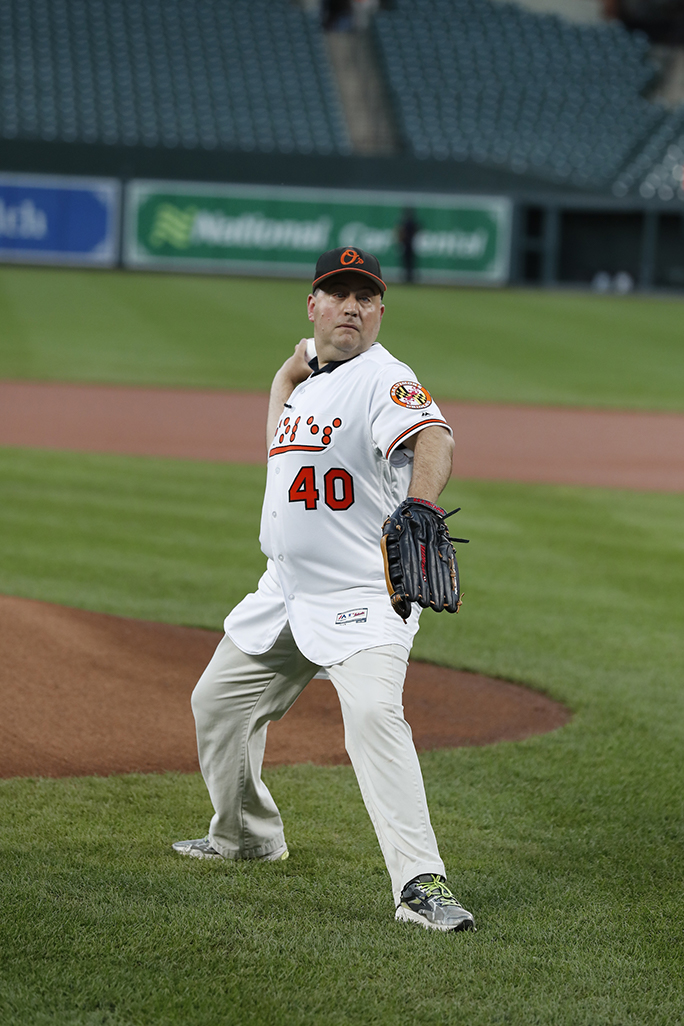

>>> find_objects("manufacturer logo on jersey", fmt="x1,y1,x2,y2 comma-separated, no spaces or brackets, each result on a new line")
390,381,432,410
335,607,368,625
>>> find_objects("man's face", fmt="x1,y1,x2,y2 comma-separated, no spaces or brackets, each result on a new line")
307,272,385,365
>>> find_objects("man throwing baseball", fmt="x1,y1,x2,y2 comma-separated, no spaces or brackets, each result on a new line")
173,247,475,933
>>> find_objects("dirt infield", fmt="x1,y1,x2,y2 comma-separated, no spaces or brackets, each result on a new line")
0,595,569,778
1,379,683,490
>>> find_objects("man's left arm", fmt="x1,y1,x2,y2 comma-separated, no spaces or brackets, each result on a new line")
404,426,454,505
381,425,462,618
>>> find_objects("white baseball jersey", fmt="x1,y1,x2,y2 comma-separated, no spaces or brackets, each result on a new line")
224,342,452,667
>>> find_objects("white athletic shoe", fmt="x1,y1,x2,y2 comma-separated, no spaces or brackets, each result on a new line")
395,874,475,932
171,836,223,859
172,836,289,862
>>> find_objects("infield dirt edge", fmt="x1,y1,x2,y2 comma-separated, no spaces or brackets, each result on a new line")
0,594,570,778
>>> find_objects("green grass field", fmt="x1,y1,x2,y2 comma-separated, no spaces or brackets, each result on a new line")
1,446,683,1025
1,267,683,1024
0,265,683,409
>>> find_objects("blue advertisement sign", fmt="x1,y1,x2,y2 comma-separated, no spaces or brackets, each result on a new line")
0,173,120,266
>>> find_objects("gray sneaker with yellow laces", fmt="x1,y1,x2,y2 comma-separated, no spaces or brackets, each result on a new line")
395,874,475,932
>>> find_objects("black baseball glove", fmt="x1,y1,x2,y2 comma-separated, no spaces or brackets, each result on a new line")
380,497,468,620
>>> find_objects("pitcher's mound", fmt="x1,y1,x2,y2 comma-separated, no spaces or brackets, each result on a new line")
0,595,570,778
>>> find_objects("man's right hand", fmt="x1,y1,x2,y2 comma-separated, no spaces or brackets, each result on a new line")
283,338,315,387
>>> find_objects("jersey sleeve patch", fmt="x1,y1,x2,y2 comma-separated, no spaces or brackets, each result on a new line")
390,381,433,410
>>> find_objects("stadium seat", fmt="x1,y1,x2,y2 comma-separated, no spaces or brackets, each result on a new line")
0,0,351,157
373,0,683,194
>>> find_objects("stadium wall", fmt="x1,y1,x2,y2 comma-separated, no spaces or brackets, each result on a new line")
0,137,576,198
0,138,682,291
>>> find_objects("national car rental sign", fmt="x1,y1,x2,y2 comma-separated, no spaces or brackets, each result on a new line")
125,180,511,285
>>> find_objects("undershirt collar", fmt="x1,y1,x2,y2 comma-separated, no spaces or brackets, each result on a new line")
308,345,373,376
308,356,346,376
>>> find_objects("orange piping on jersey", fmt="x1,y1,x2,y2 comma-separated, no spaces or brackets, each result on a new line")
385,419,450,459
269,443,328,457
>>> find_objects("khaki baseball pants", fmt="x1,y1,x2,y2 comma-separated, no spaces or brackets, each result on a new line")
191,623,445,905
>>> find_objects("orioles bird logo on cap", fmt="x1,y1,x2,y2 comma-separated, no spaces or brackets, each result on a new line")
340,249,365,266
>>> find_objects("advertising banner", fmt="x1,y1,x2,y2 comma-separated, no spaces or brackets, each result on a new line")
0,173,120,267
125,181,511,284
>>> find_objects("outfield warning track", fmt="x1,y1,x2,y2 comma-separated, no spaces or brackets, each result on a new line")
1,379,683,491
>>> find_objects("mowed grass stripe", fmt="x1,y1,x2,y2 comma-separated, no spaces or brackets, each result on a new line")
0,448,265,629
0,265,682,410
1,450,683,1025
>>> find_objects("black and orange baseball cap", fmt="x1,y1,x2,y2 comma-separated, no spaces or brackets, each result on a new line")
312,246,387,294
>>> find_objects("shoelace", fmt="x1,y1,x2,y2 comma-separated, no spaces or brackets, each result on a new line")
418,876,461,906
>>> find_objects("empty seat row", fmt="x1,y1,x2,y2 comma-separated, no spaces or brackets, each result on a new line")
373,0,681,193
0,0,351,155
